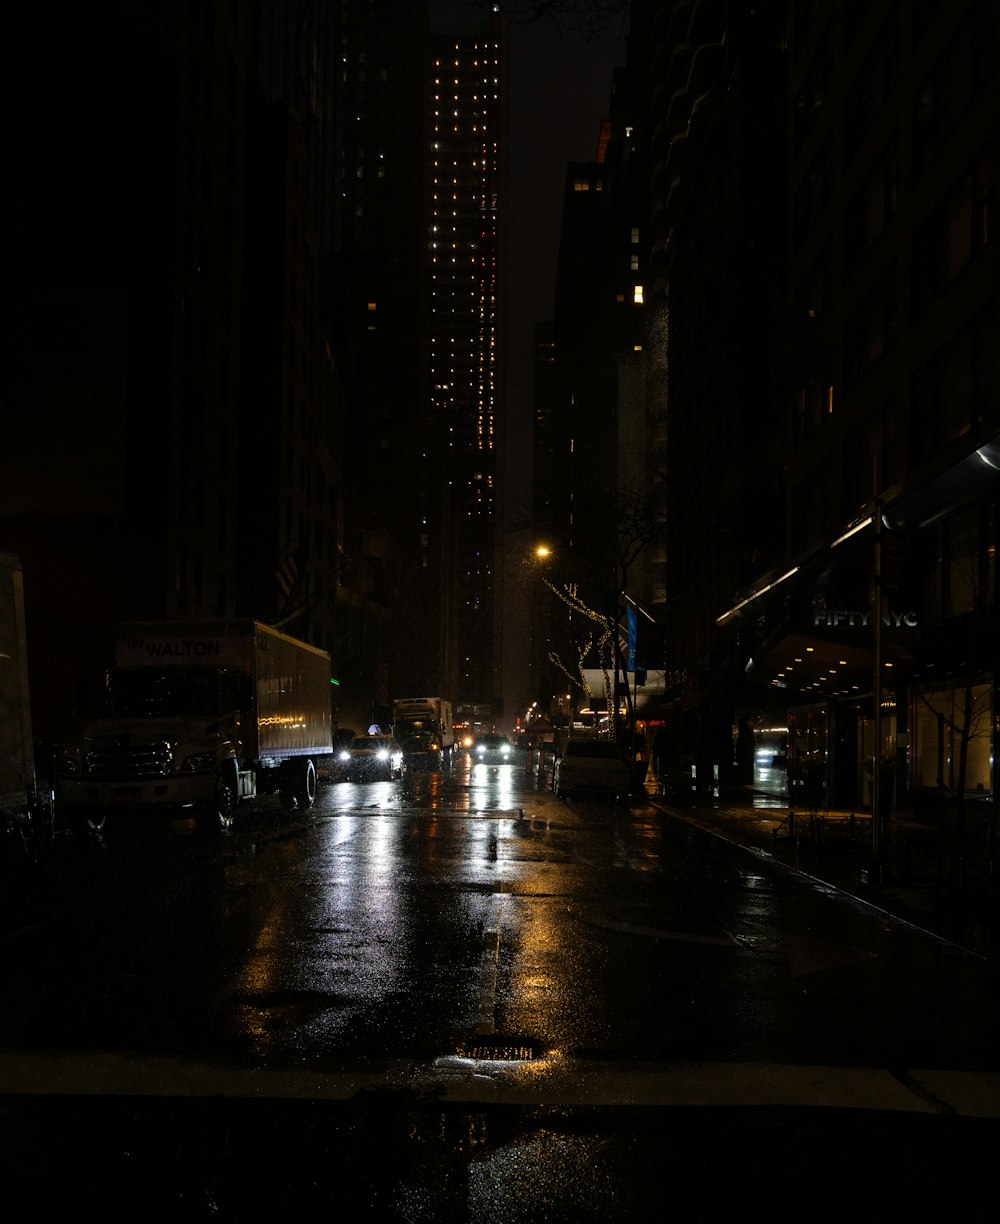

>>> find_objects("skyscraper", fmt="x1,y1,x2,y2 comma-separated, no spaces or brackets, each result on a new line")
427,12,507,714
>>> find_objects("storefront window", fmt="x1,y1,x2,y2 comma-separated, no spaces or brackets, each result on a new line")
858,709,897,806
788,704,828,807
911,681,993,795
753,726,788,798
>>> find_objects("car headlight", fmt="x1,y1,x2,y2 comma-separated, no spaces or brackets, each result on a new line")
339,751,351,762
376,749,389,761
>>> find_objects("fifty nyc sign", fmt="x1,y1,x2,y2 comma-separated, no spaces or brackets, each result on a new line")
813,608,919,629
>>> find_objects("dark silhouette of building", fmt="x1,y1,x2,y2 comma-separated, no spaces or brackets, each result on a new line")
7,3,260,739
240,0,344,655
322,0,431,728
534,0,996,828
4,2,425,739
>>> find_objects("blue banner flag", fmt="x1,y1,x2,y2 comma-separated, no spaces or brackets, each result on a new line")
626,604,637,672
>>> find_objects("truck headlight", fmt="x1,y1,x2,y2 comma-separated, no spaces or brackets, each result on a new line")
339,750,351,763
181,751,216,773
376,749,389,761
56,745,82,775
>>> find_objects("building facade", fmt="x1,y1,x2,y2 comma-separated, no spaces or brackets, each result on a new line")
426,13,507,713
6,2,258,739
736,0,998,827
536,0,996,835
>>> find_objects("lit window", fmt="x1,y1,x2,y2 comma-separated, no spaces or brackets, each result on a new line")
633,285,644,304
367,302,377,311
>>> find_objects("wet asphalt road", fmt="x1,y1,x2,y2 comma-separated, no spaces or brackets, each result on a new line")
1,753,997,1216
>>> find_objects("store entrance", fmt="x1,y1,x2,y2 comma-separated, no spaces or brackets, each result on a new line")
857,708,897,812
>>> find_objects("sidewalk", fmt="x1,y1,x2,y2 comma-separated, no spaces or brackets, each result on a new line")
641,776,1000,966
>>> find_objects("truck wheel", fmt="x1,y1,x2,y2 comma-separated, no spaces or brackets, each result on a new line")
281,759,316,811
209,771,237,831
295,759,317,809
66,805,107,837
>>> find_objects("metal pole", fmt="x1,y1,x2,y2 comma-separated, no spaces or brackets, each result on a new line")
871,498,884,882
632,666,638,762
613,634,620,743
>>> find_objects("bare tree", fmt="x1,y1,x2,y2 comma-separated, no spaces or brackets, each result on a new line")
534,483,665,742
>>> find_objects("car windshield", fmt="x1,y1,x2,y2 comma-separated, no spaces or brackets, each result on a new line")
351,736,388,750
103,667,223,718
476,736,508,748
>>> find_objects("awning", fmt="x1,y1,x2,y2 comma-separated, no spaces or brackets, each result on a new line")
746,622,918,699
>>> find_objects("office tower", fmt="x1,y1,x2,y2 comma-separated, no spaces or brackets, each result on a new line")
427,12,507,713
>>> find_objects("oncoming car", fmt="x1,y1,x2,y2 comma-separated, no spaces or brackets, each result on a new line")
338,735,404,782
552,738,631,799
471,734,513,764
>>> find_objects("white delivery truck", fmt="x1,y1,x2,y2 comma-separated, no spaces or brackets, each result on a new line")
53,620,333,832
391,696,455,765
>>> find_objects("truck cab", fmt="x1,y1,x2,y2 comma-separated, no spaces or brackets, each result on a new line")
52,620,332,833
391,697,454,766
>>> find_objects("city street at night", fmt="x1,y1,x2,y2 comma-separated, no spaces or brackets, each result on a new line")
4,1,997,1216
2,754,996,1215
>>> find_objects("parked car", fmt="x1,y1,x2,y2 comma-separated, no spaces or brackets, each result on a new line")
338,734,404,782
471,734,513,764
552,738,631,799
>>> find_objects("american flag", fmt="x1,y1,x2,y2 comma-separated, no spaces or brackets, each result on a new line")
276,554,298,599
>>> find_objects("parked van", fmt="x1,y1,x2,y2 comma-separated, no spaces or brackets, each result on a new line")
552,739,631,799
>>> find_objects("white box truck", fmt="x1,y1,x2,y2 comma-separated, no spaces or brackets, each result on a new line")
53,620,333,832
391,696,455,764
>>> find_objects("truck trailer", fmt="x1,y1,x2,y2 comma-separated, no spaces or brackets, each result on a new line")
391,696,455,764
53,620,333,832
